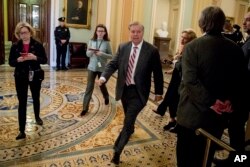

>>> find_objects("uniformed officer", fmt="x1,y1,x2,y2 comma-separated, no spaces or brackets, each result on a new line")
54,17,70,70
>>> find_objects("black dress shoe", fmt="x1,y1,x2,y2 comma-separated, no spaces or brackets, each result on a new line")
111,152,120,165
62,67,68,71
36,117,43,125
56,67,61,71
213,157,232,167
163,121,177,131
152,109,164,116
80,110,88,116
16,132,26,140
169,125,179,133
105,98,109,105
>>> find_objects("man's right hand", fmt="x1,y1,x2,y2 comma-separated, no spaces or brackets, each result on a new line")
61,40,66,44
97,78,106,86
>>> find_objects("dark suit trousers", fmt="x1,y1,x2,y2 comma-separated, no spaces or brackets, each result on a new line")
228,110,249,152
157,67,181,118
177,113,227,167
56,43,68,68
177,125,208,167
114,85,144,155
15,77,42,132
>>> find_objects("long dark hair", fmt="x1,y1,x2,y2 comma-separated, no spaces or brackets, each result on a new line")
91,24,110,41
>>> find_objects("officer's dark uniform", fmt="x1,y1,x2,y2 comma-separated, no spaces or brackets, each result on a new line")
54,17,70,70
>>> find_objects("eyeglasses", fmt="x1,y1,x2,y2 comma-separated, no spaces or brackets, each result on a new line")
19,31,30,35
97,30,105,32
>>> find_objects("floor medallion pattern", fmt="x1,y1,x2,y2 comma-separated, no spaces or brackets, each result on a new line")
0,66,178,167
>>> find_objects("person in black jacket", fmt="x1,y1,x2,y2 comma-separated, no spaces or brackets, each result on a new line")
222,20,244,47
214,11,250,167
176,7,249,167
152,29,197,132
54,17,70,70
9,22,47,140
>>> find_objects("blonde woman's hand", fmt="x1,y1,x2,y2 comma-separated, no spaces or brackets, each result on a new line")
23,53,37,61
17,56,25,62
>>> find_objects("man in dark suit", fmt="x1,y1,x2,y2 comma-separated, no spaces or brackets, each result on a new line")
214,11,250,167
176,6,249,167
98,21,164,165
54,17,70,71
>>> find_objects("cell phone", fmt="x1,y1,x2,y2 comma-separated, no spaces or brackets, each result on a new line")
88,48,99,52
20,53,28,57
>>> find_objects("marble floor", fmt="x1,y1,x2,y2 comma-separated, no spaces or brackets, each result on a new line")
0,65,180,167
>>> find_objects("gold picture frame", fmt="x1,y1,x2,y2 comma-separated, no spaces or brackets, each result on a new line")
64,0,92,29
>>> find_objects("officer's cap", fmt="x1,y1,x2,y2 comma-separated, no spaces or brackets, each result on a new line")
58,17,66,22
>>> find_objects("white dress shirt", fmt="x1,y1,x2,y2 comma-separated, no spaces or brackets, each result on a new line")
129,41,143,85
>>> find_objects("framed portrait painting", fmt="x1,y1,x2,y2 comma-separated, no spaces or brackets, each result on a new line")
64,0,92,29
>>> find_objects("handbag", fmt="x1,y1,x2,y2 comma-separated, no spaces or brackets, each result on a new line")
34,69,45,81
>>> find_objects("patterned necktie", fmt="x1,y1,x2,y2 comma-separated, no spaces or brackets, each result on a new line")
126,46,138,85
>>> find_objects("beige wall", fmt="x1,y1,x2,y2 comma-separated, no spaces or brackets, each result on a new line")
191,0,222,37
94,0,250,56
94,0,250,59
99,0,155,53
109,0,123,53
189,0,249,38
221,0,236,17
155,0,170,33
234,0,249,25
6,0,248,64
168,0,181,55
121,0,133,43
221,0,249,26
96,0,107,25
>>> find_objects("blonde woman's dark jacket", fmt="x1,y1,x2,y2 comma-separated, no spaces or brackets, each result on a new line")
9,38,47,78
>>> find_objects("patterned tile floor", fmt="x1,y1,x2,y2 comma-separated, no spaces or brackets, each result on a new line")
0,65,178,167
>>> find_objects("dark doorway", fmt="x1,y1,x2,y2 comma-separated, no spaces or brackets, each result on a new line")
8,0,51,64
0,0,4,64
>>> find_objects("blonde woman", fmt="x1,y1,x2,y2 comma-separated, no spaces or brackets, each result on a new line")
152,29,197,132
9,22,47,140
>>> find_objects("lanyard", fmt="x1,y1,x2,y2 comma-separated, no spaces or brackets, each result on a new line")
96,40,103,49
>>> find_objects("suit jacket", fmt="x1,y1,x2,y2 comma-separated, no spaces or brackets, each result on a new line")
177,32,249,130
101,41,163,105
242,37,250,71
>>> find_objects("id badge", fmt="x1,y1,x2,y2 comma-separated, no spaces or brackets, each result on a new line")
98,62,102,67
29,71,34,81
